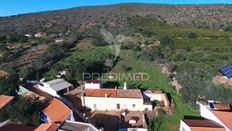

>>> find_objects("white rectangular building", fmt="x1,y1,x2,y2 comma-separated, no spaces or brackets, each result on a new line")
38,79,73,97
196,101,232,131
81,89,152,111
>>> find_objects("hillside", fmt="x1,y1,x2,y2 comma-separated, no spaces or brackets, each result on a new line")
2,3,232,131
1,3,232,37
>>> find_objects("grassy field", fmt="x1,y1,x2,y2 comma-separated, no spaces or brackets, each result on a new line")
110,50,199,131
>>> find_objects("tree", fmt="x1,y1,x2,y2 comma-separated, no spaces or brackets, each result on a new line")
0,96,42,126
18,67,35,80
184,32,197,39
224,26,232,32
0,70,18,95
159,35,173,45
149,110,167,131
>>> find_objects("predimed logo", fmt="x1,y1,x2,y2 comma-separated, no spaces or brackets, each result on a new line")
100,28,124,68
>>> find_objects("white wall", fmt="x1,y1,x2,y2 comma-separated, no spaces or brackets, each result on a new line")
64,111,75,122
196,102,230,131
38,84,59,97
82,96,152,111
85,83,101,89
179,120,191,131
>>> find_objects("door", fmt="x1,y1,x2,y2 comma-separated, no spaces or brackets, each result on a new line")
117,104,120,109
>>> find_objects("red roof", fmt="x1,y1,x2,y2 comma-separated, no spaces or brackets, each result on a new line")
84,89,117,97
212,111,232,130
85,80,101,84
199,101,232,130
183,119,225,131
35,123,59,131
214,103,231,111
183,119,224,128
43,98,71,123
84,89,143,98
0,95,14,109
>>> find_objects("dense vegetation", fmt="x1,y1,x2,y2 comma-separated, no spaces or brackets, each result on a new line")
0,68,41,126
0,96,42,126
2,3,232,130
2,4,232,38
133,17,232,105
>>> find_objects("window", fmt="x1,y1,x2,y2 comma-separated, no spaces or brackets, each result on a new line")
117,104,120,109
132,104,136,108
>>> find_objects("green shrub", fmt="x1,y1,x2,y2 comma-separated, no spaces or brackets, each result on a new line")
224,26,232,32
159,35,174,45
184,32,197,39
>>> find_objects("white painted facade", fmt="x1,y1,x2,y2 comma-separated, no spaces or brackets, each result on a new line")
196,102,230,131
82,96,152,111
179,120,191,131
38,83,60,97
85,82,102,89
37,79,72,97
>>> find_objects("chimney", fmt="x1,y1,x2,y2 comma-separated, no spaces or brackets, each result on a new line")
124,82,127,90
208,99,215,110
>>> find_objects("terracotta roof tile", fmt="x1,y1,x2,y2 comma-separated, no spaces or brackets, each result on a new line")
183,119,224,128
84,89,117,97
0,95,14,109
191,127,226,131
84,89,142,98
212,111,232,130
43,98,71,123
214,103,231,111
117,89,142,98
85,80,101,83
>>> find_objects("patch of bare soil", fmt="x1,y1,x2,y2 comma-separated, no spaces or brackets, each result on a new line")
75,39,93,49
212,76,232,86
16,44,48,67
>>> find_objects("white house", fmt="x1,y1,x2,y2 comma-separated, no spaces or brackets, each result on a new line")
34,32,46,38
180,100,232,131
41,98,74,123
36,98,75,131
180,119,225,131
81,88,152,111
38,79,73,97
196,101,232,131
84,80,102,89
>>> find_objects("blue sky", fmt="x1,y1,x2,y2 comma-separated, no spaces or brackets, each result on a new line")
0,0,231,16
